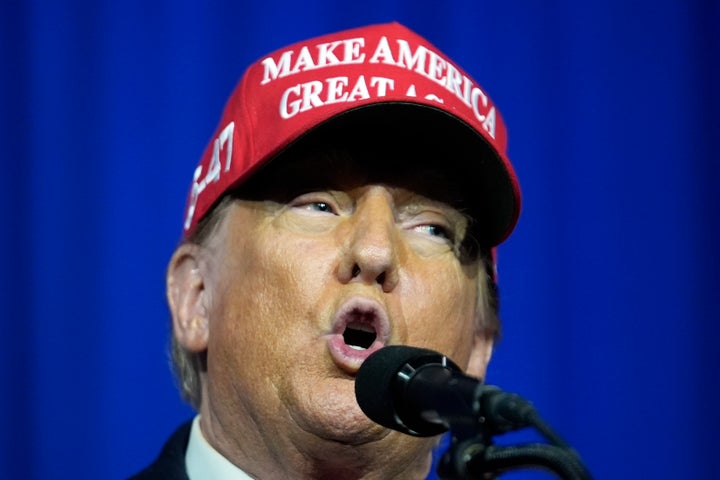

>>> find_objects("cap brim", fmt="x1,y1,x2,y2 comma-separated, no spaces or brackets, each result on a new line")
263,102,519,248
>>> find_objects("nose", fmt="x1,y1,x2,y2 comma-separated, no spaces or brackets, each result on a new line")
338,188,400,292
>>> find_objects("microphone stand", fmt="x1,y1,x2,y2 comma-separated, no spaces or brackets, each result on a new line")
434,384,592,479
437,434,591,479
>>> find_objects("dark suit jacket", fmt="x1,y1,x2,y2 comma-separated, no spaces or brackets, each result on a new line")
129,421,192,480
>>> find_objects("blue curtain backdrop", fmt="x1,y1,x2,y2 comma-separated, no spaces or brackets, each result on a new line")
2,1,718,478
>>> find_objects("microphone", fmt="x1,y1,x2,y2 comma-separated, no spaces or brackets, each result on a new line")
355,346,592,479
355,345,537,437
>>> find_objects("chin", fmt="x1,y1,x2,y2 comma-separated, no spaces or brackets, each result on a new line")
293,376,386,445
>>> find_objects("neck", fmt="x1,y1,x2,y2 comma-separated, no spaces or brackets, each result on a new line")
198,405,436,479
292,437,435,480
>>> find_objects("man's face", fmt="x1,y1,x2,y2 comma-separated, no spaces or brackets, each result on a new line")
180,147,493,469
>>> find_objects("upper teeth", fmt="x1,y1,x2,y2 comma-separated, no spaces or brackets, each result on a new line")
348,321,374,332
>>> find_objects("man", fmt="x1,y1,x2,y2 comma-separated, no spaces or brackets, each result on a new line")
132,22,521,479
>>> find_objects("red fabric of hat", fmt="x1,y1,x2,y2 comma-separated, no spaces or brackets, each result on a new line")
182,22,521,247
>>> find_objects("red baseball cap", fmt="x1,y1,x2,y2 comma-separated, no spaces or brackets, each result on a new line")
182,22,521,247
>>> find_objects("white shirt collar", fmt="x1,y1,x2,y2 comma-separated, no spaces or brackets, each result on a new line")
185,415,255,480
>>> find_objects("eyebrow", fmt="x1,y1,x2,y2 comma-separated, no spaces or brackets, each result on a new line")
396,189,470,232
396,190,464,215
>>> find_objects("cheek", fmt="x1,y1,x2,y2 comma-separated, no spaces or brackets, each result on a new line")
209,230,335,352
400,261,478,361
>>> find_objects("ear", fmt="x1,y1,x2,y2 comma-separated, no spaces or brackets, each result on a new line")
167,244,210,353
465,333,494,379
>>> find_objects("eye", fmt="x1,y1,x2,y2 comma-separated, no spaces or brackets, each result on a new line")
414,223,454,241
290,193,339,215
304,201,334,213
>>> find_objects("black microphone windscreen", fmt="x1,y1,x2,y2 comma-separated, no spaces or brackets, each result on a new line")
354,345,450,437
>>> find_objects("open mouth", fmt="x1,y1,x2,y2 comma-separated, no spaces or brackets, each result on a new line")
343,322,378,350
326,297,390,372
